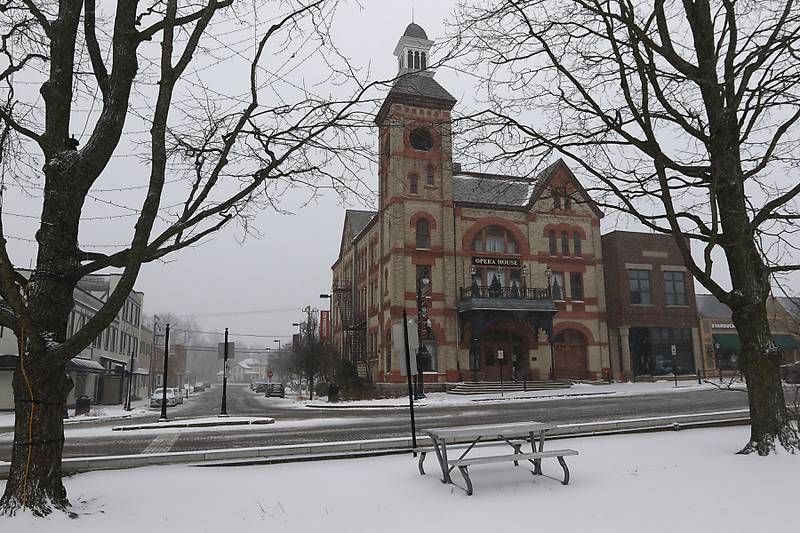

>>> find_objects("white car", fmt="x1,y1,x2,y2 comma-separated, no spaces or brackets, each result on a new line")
150,389,177,408
169,387,184,404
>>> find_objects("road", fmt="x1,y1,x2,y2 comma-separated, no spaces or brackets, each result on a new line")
0,383,753,461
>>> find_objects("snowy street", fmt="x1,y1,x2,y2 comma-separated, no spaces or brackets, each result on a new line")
2,426,791,533
0,382,759,462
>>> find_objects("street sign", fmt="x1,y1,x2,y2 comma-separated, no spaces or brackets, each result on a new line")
670,344,677,356
218,342,235,360
393,319,419,376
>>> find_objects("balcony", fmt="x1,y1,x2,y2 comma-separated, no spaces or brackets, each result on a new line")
458,285,554,312
458,285,557,340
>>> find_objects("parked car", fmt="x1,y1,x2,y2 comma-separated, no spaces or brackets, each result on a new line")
252,382,269,393
169,387,184,404
194,382,206,392
264,383,285,398
150,389,177,408
781,362,800,384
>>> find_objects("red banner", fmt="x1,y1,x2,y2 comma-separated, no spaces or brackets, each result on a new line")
320,310,331,341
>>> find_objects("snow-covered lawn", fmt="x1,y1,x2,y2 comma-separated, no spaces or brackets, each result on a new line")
289,380,729,409
2,426,792,532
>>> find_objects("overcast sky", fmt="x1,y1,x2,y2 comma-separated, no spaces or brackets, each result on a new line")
3,1,797,348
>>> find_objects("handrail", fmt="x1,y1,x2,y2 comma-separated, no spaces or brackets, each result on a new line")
460,285,551,300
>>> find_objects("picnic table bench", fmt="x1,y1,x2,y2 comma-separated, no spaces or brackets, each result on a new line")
419,421,578,496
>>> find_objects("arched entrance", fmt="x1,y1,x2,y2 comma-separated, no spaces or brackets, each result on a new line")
554,329,588,380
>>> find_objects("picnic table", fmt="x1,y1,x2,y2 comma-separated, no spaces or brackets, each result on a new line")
419,421,578,495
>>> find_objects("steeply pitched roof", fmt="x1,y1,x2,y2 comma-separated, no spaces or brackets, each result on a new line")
777,297,800,320
403,22,428,39
453,172,536,207
388,74,456,105
696,294,732,319
344,209,376,238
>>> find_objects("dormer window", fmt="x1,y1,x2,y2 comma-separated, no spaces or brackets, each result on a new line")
410,128,433,151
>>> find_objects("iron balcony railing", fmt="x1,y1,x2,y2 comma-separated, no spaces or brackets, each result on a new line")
459,285,552,300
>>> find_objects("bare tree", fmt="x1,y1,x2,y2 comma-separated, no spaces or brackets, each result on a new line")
450,0,800,455
292,307,336,399
0,0,378,516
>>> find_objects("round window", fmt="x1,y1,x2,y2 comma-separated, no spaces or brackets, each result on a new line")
409,128,433,151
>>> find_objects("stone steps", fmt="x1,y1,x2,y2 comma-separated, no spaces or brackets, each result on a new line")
447,381,573,395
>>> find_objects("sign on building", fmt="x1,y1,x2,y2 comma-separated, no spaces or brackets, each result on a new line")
217,342,235,360
392,319,419,376
320,310,331,341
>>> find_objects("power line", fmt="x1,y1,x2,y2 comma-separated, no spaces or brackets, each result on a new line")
186,307,302,318
167,327,293,338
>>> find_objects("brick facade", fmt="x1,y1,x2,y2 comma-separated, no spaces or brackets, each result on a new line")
330,24,610,383
601,231,702,379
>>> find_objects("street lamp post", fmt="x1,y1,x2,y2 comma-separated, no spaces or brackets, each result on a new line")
220,327,229,417
545,265,556,381
159,324,170,422
416,267,431,399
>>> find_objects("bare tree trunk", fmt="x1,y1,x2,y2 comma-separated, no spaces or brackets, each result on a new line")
731,288,798,454
1,355,72,516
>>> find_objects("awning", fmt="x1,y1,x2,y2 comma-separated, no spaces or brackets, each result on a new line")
67,358,106,373
773,335,800,351
712,334,800,352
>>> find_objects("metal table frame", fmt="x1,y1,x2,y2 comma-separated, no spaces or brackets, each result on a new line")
423,421,554,484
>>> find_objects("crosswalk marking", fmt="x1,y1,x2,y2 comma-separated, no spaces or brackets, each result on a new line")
141,433,179,454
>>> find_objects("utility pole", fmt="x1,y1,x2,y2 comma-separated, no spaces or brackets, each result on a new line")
402,310,417,454
220,327,229,417
159,324,170,421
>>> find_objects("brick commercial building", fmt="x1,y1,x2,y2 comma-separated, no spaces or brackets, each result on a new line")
601,232,703,380
330,23,610,384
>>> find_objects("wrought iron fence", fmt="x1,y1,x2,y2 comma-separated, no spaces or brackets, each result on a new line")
459,285,551,300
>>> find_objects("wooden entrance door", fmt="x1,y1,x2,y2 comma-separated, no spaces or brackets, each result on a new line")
554,329,588,380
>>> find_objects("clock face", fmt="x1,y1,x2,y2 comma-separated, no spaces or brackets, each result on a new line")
409,128,433,151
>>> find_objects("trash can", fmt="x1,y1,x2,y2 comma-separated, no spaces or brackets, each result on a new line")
327,383,339,403
75,395,91,416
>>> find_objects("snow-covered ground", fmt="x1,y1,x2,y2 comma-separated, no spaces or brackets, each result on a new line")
290,380,732,409
2,426,791,532
0,399,155,430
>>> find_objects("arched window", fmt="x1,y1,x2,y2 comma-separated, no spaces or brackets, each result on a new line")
573,233,582,256
408,50,413,68
414,51,420,69
421,52,427,69
548,231,557,256
426,165,434,186
471,225,519,255
409,128,433,151
416,218,431,249
552,189,562,210
561,231,569,255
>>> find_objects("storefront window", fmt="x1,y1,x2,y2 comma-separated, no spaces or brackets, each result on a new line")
630,327,694,375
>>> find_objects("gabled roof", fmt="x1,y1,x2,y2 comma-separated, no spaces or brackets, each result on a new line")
453,172,535,207
335,209,377,266
452,159,602,216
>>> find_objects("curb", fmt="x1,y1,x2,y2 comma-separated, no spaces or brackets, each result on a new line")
112,418,274,431
0,409,751,479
